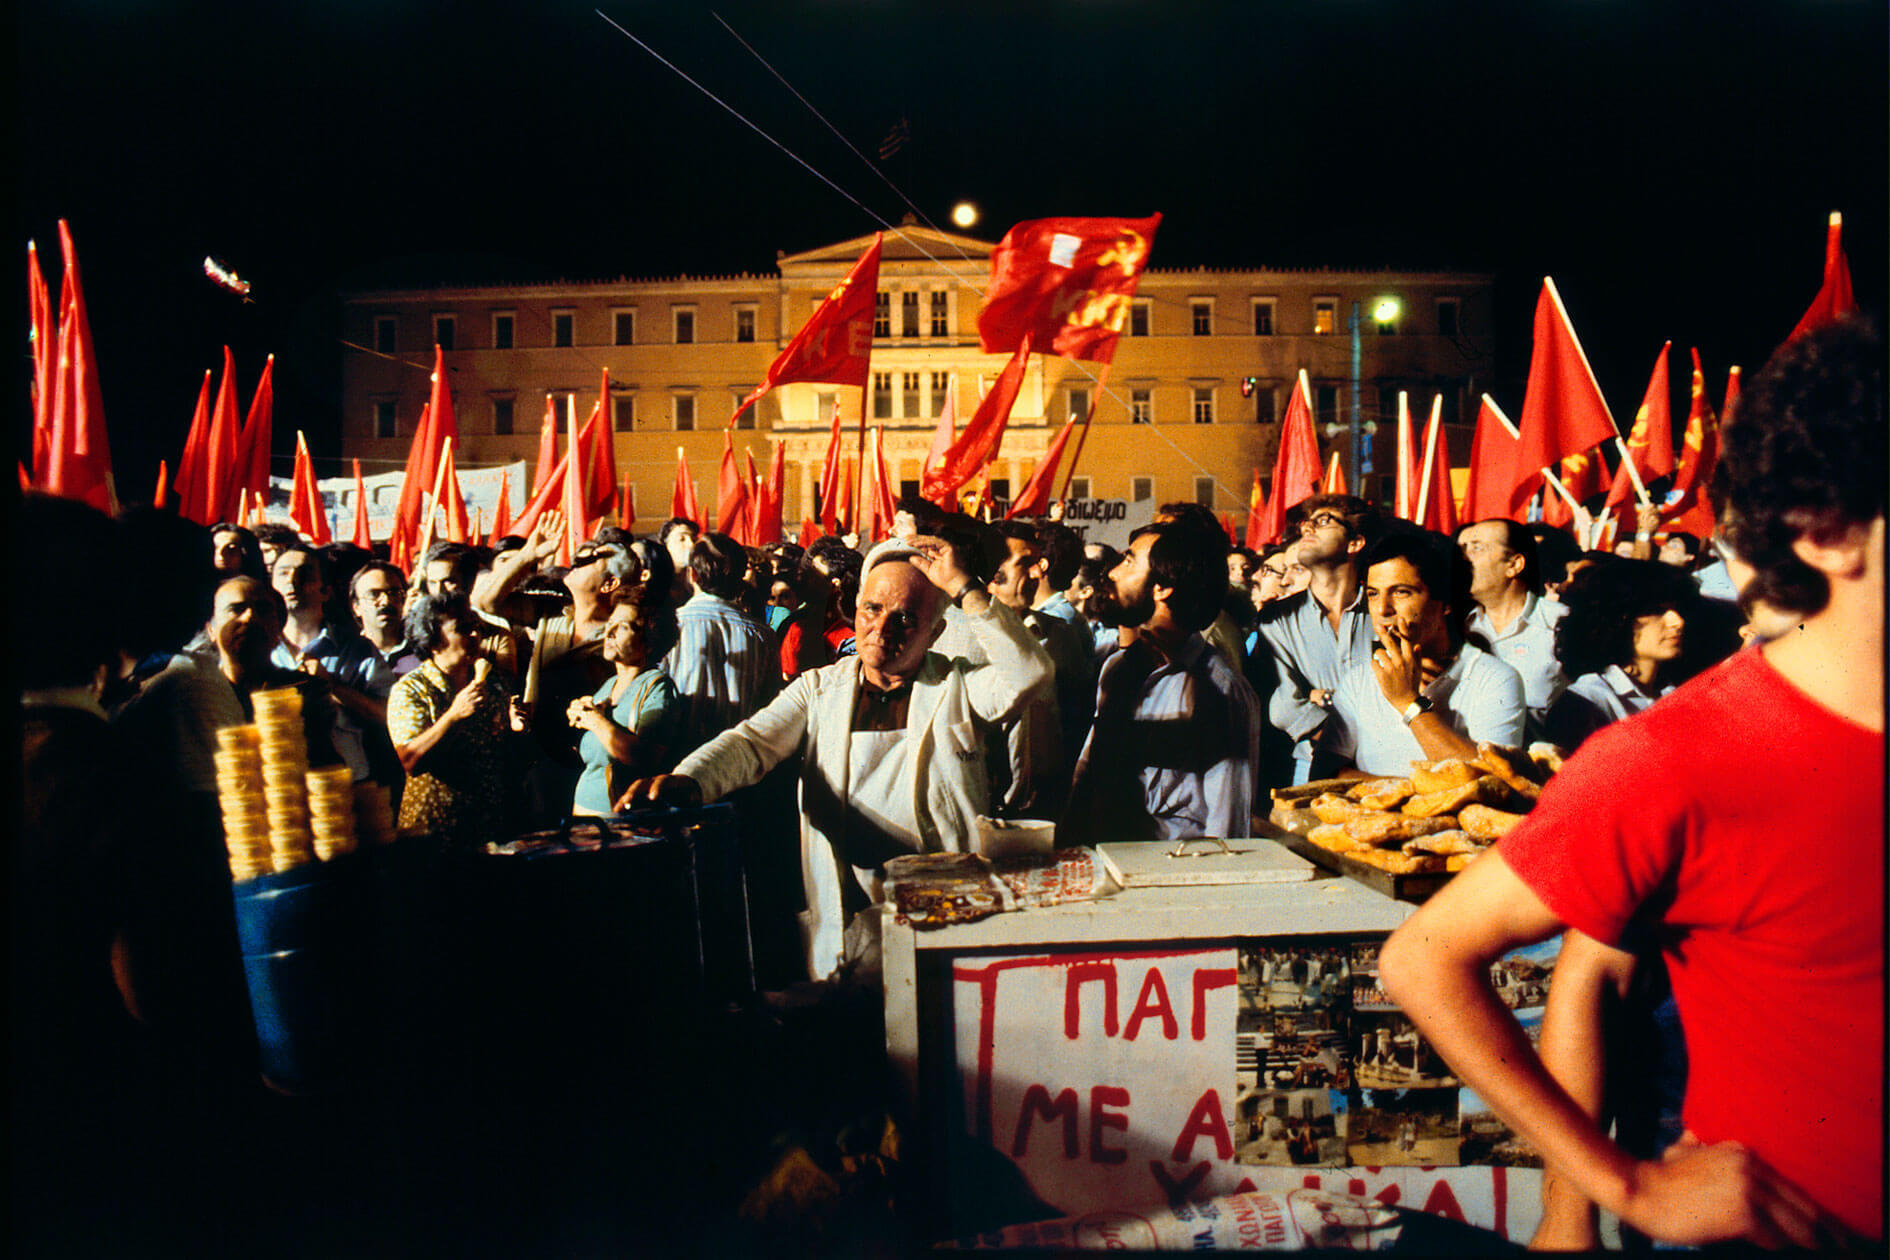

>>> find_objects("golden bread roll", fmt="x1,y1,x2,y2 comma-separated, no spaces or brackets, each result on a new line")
1308,824,1361,852
1352,849,1446,875
1402,775,1512,818
1460,803,1528,840
1475,743,1547,798
1410,758,1480,794
1342,812,1458,848
1527,742,1567,776
1446,852,1481,872
1272,777,1363,805
1402,830,1488,856
1347,777,1409,802
1267,806,1322,836
1310,793,1364,825
1359,779,1417,812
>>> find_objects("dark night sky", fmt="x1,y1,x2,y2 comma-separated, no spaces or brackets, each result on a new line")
18,0,1887,491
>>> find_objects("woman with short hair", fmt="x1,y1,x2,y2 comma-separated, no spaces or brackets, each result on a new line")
566,586,681,816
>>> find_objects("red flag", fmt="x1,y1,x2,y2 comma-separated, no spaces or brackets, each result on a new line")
1242,467,1269,550
1416,397,1458,535
920,337,1031,503
797,517,819,548
671,446,700,527
173,370,215,525
860,427,898,540
1605,342,1675,512
731,234,882,423
288,431,331,544
1509,278,1617,516
43,221,116,512
234,353,275,511
978,215,1161,364
487,468,512,544
390,345,460,570
153,460,170,511
584,368,617,519
1543,450,1601,530
532,394,557,498
1323,451,1347,495
743,450,764,547
834,460,855,535
1785,211,1857,345
1221,513,1240,547
1393,391,1421,522
760,440,786,545
508,447,566,540
618,474,635,533
1663,348,1720,535
1005,416,1078,519
919,376,957,505
27,240,54,480
817,406,846,534
1252,371,1319,545
715,430,749,539
560,405,586,566
1460,394,1523,523
205,346,243,522
438,439,469,544
352,459,373,548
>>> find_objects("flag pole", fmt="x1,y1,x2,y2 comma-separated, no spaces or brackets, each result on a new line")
1055,357,1108,503
1540,461,1582,515
416,436,452,559
1543,276,1620,434
1613,436,1652,506
1416,395,1442,524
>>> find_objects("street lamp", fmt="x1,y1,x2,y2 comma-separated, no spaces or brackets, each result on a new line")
1348,296,1401,492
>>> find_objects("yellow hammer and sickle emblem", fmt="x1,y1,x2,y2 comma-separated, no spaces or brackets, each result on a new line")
1097,230,1147,276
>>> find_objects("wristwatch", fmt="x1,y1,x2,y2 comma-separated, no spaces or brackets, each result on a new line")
1400,696,1433,724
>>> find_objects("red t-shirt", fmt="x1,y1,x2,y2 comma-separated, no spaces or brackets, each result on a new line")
1500,646,1884,1240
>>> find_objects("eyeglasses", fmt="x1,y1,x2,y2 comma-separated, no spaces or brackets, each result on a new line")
1261,566,1288,580
1302,512,1347,532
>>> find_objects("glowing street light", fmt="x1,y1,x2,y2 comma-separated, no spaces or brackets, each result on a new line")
1350,295,1403,490
951,201,980,229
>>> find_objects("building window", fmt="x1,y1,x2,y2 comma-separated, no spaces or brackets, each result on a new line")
901,291,920,338
734,305,757,343
613,309,636,346
373,316,396,354
930,371,949,415
1379,385,1402,428
1254,385,1277,423
1068,476,1091,500
1437,297,1460,337
818,392,836,424
1316,385,1341,427
929,290,948,337
432,313,456,351
1313,299,1337,336
613,395,635,429
1130,300,1150,337
491,311,515,350
373,400,397,438
1193,387,1215,424
731,391,756,429
872,372,893,420
1194,476,1215,508
492,396,514,436
874,292,891,338
1067,388,1090,423
552,310,575,347
901,371,921,418
1131,476,1153,503
673,306,696,345
1252,299,1275,336
674,395,695,431
1190,299,1213,336
1131,388,1152,425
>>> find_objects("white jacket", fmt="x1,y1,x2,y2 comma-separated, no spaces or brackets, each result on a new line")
676,598,1051,980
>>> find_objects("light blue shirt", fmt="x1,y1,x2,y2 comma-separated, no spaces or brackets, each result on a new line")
664,591,780,759
1545,665,1672,752
272,625,393,781
1465,592,1568,717
1327,642,1526,777
1254,587,1377,757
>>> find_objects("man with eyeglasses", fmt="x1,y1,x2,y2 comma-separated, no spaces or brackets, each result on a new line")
1253,494,1380,785
1457,518,1568,730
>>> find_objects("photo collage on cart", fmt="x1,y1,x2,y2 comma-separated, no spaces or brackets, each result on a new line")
1233,934,1564,1168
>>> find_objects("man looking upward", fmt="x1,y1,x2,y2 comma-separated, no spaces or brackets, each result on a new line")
1457,518,1567,729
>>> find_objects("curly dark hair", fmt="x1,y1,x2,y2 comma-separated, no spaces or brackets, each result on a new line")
1553,558,1701,680
1139,516,1230,632
615,580,679,662
405,593,480,656
1711,315,1883,617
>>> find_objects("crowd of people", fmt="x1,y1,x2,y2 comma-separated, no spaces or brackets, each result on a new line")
15,317,1881,1249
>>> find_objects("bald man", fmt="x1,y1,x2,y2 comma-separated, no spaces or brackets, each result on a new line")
620,539,1052,982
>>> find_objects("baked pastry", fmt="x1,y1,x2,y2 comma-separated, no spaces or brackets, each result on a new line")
1353,848,1446,875
1358,779,1416,812
1310,793,1364,825
1459,803,1528,840
1527,742,1567,777
1445,852,1481,872
1402,829,1487,856
1403,774,1510,818
1410,758,1480,794
1308,823,1361,852
1342,812,1458,847
1475,743,1547,798
1272,777,1362,805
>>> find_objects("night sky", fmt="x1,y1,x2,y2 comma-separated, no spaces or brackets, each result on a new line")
19,0,1886,493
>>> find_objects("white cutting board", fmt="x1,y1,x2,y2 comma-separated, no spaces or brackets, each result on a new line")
1098,839,1316,888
